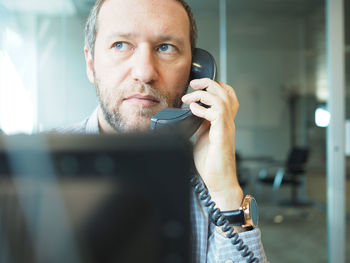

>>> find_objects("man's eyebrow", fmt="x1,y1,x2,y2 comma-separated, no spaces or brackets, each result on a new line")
156,35,185,46
105,32,134,41
105,32,186,47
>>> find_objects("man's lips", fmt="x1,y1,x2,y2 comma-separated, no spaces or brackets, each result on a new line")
123,94,160,107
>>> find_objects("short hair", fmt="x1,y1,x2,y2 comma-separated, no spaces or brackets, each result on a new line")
84,0,197,59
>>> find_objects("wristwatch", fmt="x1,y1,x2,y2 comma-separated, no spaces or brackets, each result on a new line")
222,195,259,228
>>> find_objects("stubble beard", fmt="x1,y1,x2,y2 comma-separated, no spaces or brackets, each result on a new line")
94,74,186,133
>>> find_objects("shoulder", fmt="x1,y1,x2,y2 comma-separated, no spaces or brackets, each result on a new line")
50,107,99,134
50,118,89,134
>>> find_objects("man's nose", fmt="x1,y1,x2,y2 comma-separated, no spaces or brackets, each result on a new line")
131,47,158,84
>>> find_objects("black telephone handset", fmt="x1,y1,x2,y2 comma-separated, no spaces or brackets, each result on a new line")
150,48,216,138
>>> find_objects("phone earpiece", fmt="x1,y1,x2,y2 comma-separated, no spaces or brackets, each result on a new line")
190,48,217,81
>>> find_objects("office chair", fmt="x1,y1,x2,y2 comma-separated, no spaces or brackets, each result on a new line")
258,147,309,206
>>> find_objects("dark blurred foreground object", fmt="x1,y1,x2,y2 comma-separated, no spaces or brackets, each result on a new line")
258,147,309,206
0,132,192,263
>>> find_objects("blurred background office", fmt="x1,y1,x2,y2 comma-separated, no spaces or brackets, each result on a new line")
0,0,348,262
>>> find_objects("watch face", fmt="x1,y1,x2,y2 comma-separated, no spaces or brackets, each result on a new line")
250,198,258,227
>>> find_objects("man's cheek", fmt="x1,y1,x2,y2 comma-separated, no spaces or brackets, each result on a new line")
118,104,143,120
104,90,122,111
119,108,153,131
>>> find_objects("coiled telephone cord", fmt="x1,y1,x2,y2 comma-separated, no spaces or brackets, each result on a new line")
191,176,259,263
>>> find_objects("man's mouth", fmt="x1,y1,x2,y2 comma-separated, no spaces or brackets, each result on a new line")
123,94,160,107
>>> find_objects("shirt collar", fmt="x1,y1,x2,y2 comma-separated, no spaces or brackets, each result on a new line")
85,107,100,134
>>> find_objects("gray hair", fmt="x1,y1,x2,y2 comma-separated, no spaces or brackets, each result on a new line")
84,0,197,59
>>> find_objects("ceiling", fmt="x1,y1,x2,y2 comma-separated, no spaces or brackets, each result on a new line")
230,0,323,17
0,0,324,17
185,0,322,18
0,0,76,15
71,0,94,15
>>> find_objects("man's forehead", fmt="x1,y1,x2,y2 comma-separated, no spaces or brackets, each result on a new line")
98,0,188,22
97,0,190,39
99,0,184,11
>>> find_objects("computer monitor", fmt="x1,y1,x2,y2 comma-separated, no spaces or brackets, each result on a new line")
0,133,192,263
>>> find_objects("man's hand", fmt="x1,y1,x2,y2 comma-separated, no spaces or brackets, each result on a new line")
182,78,243,211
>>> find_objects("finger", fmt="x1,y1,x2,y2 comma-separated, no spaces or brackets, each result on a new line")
217,81,238,103
189,102,217,122
191,78,232,105
182,90,221,107
190,78,213,90
216,81,239,115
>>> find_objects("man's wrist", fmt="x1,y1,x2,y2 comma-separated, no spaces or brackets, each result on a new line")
208,186,243,211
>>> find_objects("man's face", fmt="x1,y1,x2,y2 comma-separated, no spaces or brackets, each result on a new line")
85,0,192,132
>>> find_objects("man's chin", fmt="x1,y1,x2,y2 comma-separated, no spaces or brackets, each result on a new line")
118,107,163,130
118,116,153,133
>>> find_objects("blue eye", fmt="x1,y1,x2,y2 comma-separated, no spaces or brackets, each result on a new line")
114,42,129,51
159,44,169,52
159,44,175,53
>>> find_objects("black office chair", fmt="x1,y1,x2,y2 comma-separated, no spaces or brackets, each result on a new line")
258,147,309,206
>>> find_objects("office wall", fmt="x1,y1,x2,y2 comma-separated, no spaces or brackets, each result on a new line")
193,2,347,173
0,11,97,132
36,15,97,131
194,8,305,160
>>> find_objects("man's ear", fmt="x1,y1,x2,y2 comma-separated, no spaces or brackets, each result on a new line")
84,46,95,84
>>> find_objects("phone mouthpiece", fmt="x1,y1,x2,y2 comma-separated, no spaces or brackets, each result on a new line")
150,108,203,138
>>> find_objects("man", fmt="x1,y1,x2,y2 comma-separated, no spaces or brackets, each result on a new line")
65,0,268,262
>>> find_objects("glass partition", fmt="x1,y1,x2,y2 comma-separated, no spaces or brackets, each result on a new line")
0,0,96,133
